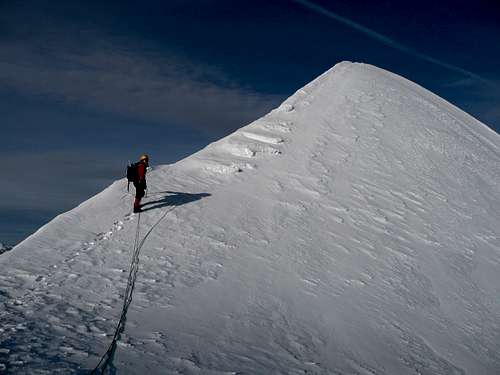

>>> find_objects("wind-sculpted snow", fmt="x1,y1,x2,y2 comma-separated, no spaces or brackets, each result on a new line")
1,62,499,374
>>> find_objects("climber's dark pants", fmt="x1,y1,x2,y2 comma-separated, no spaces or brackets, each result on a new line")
133,181,146,209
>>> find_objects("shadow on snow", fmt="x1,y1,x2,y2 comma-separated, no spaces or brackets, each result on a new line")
140,191,211,212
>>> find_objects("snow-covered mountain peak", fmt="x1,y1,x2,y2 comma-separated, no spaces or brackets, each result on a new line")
177,61,498,185
1,62,499,374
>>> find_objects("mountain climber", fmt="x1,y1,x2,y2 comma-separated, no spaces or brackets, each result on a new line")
133,154,149,213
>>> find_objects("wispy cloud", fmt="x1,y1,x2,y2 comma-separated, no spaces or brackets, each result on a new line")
291,0,487,84
0,13,281,134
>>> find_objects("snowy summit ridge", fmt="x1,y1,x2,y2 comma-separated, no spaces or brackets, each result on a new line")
1,62,500,374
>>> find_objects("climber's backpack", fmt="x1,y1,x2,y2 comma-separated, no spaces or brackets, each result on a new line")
126,162,139,191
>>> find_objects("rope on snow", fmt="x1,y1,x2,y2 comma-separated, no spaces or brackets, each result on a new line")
90,203,177,374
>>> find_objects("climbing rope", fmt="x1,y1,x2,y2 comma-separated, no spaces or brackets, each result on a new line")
90,203,178,374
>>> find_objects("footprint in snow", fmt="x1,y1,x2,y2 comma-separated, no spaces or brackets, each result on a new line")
113,220,124,231
124,213,135,221
242,132,284,145
277,103,295,113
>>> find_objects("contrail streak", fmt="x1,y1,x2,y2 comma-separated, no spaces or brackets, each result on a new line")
291,0,486,83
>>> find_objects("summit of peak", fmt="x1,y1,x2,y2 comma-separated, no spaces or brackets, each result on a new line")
177,61,497,184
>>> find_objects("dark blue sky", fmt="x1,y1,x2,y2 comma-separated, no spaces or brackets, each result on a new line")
1,0,499,245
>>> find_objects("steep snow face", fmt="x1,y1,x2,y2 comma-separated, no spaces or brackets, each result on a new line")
1,62,500,374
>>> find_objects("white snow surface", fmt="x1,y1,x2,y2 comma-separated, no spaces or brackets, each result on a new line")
1,62,500,374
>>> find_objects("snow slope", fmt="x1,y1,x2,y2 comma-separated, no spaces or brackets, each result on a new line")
1,62,499,374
